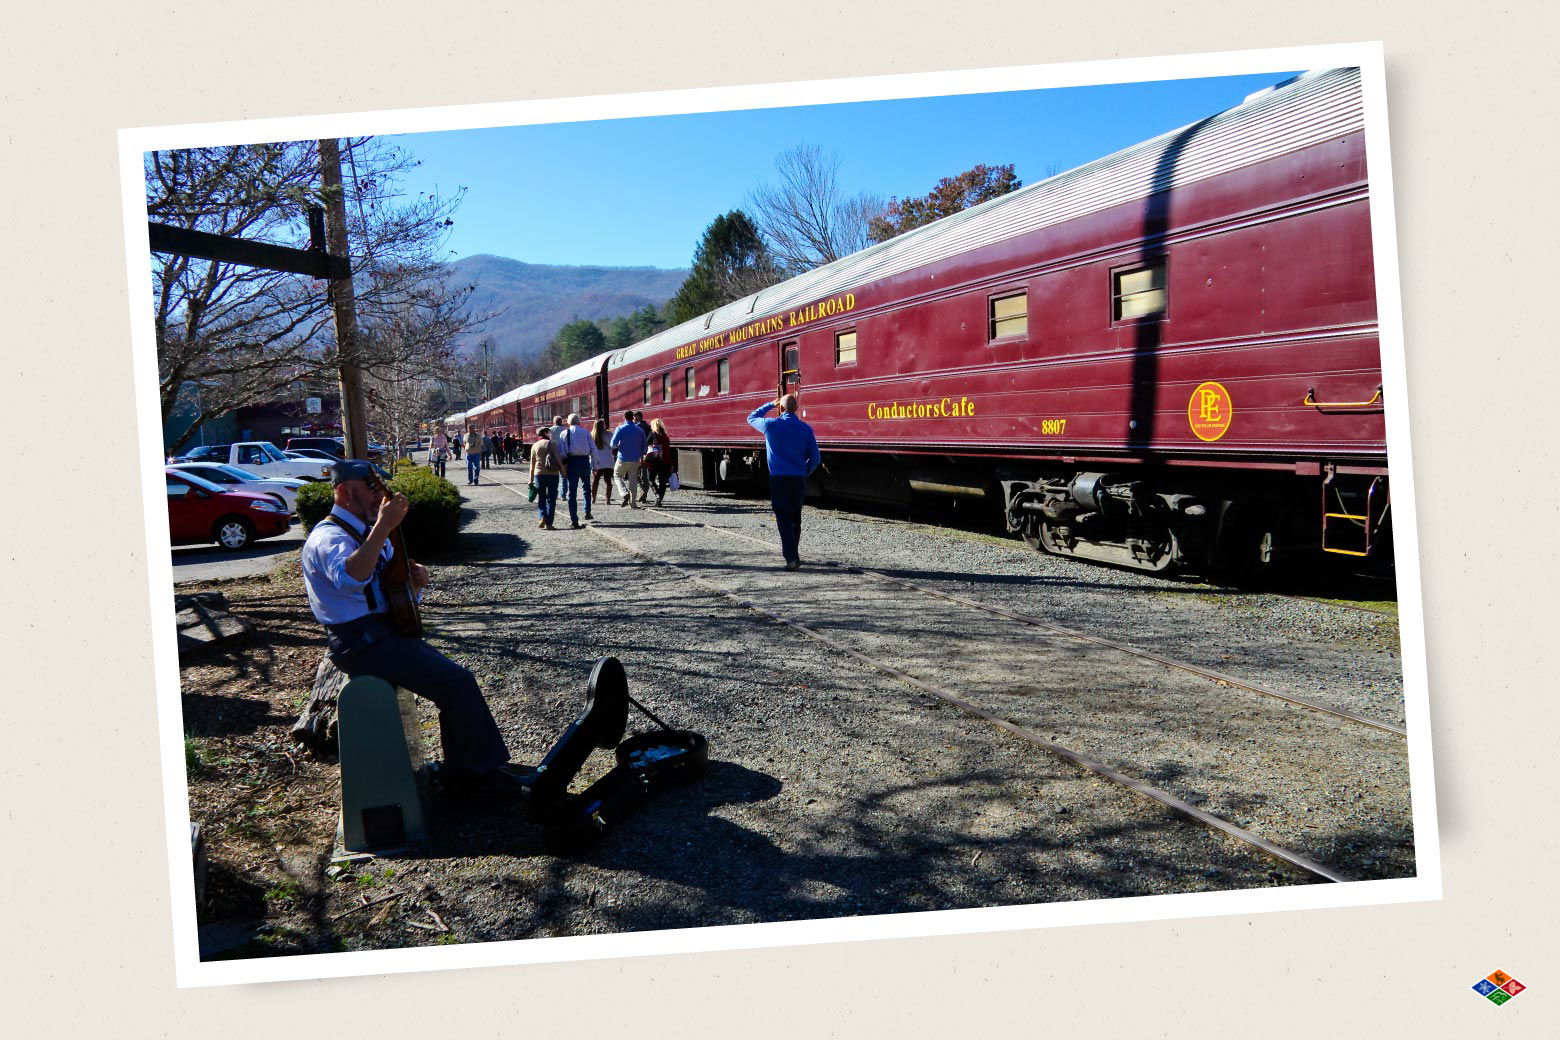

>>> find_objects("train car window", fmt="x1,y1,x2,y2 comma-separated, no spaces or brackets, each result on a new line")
685,366,695,399
835,329,858,365
642,379,650,405
661,372,671,403
989,291,1028,340
717,358,730,393
1113,262,1167,321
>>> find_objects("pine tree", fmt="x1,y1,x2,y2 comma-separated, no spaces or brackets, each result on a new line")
665,211,780,326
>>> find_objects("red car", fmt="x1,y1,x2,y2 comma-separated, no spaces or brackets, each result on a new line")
165,468,292,550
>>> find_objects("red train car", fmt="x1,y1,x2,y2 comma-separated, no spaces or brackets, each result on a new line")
593,69,1389,577
514,356,608,436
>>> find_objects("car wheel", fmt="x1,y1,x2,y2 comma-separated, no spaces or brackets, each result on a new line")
214,517,255,550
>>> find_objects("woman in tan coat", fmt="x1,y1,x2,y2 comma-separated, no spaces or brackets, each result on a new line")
528,425,563,529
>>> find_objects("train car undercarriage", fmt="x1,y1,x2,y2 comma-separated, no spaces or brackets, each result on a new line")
685,447,1392,583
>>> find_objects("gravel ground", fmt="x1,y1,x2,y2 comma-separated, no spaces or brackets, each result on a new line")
543,483,1413,884
313,467,1346,952
647,489,1407,731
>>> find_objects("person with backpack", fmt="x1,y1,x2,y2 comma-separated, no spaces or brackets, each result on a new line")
644,418,678,507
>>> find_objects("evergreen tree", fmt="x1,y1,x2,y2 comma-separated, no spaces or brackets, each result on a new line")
605,315,636,351
630,304,665,341
551,318,607,367
665,210,780,326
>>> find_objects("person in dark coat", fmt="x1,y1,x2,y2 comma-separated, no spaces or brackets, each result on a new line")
644,418,678,507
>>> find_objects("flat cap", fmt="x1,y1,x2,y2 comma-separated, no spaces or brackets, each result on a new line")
330,459,377,485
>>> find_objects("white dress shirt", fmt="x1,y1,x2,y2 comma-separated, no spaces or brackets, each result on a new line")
301,505,392,625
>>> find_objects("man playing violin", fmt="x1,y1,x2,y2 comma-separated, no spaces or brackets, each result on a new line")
301,460,527,800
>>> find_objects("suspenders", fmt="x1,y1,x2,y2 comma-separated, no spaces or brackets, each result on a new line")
318,516,385,612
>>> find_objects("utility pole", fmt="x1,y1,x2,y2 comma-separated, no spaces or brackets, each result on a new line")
320,137,369,460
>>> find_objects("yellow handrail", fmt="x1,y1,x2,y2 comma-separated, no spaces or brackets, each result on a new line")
1303,384,1383,408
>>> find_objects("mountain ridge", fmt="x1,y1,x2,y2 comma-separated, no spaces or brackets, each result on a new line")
450,254,687,360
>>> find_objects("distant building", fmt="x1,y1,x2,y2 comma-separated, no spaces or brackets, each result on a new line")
162,383,340,453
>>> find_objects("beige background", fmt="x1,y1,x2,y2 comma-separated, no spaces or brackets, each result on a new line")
4,0,1556,1033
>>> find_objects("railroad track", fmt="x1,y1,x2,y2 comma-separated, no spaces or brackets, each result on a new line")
482,474,1372,885
639,501,1405,738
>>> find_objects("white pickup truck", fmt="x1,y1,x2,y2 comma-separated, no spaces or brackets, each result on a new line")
186,441,335,482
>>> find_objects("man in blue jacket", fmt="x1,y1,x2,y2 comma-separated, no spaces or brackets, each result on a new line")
747,394,821,570
609,410,649,509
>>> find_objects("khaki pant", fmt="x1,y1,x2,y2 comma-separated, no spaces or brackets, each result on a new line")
613,460,641,507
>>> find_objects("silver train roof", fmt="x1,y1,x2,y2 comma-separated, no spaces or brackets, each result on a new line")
452,66,1361,421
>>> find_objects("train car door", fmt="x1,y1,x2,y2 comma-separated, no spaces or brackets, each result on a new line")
778,339,800,399
595,359,610,421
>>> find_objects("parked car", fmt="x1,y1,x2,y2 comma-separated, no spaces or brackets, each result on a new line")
286,446,341,462
287,436,385,461
175,443,232,463
182,441,334,481
167,462,306,514
165,469,292,550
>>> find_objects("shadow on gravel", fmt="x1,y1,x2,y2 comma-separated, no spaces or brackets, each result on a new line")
458,532,530,561
396,761,784,868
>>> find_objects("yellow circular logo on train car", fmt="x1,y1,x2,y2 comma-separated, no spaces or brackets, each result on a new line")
1187,381,1233,441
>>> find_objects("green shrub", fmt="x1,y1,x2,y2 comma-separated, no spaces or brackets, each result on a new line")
295,466,462,558
390,465,462,558
296,480,335,530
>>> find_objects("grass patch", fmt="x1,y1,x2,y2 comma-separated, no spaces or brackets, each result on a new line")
1304,596,1399,621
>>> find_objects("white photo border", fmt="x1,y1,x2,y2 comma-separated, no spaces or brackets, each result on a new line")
118,39,1439,989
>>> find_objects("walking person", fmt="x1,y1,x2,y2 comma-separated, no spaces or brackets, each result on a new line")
451,432,462,461
557,412,594,528
589,418,616,512
633,411,654,502
429,424,450,479
529,426,563,530
645,418,678,507
609,410,648,509
548,415,568,460
746,394,820,571
464,425,482,485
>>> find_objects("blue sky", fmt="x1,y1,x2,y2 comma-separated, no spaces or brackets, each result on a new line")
390,71,1301,270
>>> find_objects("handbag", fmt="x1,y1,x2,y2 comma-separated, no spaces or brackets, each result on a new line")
527,483,538,502
669,473,681,491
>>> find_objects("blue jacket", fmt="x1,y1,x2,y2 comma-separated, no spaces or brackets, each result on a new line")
747,404,820,477
609,421,648,462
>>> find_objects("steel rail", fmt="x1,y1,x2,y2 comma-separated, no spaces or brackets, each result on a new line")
641,504,1406,737
566,506,1348,885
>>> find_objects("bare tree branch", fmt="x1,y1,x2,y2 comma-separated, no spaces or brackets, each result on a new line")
748,145,886,273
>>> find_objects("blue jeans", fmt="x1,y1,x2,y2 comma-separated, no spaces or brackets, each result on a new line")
534,473,559,525
328,614,510,774
562,456,592,523
769,475,806,564
467,454,481,484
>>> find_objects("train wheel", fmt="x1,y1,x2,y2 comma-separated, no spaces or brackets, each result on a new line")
1020,518,1044,552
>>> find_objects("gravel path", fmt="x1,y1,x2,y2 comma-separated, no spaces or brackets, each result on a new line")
648,489,1406,730
558,485,1413,883
323,467,1348,950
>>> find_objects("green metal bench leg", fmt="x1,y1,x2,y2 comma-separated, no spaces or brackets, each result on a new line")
338,676,430,853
